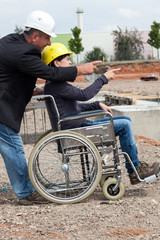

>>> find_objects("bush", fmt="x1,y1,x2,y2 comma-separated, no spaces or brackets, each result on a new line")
84,47,107,62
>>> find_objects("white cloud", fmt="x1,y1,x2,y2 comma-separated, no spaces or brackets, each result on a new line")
154,8,160,15
0,0,18,3
0,0,159,36
118,8,141,19
100,25,119,32
0,0,11,2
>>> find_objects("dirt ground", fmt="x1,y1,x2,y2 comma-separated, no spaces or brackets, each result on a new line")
0,74,160,240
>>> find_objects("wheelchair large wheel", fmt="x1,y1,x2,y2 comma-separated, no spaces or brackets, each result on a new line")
28,130,102,204
102,178,125,201
35,129,52,143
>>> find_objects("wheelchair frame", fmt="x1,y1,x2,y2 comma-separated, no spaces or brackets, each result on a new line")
28,95,158,204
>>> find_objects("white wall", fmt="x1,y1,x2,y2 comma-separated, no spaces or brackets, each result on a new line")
72,32,114,63
59,30,158,63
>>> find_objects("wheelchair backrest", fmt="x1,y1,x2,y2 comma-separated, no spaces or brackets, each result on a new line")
44,96,60,132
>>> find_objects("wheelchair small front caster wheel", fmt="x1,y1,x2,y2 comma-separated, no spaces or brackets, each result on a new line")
102,178,125,200
100,174,114,188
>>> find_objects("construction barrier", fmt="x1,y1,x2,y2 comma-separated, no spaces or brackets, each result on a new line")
105,94,133,106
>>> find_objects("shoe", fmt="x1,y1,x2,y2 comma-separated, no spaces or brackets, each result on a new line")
19,191,49,205
129,161,160,185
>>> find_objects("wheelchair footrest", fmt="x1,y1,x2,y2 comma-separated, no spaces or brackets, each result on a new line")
143,174,158,183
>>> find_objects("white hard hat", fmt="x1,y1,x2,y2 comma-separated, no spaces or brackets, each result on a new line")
24,10,56,37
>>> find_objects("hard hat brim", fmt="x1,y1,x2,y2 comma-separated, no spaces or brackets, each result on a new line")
24,25,57,38
50,32,57,38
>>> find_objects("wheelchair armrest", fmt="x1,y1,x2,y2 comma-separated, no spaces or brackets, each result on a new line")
32,95,112,120
32,94,54,101
32,95,113,131
59,110,112,123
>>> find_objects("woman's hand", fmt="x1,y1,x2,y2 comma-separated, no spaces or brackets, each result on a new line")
99,102,112,114
103,68,120,80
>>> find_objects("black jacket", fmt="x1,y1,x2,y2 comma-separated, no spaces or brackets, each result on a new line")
44,75,108,130
0,33,77,132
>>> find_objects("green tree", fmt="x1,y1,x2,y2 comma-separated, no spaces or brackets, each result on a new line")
84,47,107,62
14,24,23,34
68,26,84,63
147,21,160,59
112,27,144,61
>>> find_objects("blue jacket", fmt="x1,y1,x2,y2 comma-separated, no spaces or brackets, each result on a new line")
44,75,108,130
0,33,77,132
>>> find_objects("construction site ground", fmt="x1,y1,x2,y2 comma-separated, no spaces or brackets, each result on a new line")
0,64,160,239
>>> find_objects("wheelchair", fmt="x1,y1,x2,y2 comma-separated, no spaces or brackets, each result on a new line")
28,95,158,204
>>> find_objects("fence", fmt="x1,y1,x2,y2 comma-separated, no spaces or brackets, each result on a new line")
20,100,51,144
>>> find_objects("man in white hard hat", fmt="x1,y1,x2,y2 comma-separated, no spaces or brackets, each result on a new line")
0,10,101,205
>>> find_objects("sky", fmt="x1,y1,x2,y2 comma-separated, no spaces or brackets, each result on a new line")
0,0,160,36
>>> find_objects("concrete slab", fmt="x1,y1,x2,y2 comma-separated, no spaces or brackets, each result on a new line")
111,105,160,141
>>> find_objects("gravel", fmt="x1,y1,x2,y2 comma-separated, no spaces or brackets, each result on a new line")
0,78,160,240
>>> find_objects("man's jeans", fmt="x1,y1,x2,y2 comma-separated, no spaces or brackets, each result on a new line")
0,123,35,199
84,116,139,173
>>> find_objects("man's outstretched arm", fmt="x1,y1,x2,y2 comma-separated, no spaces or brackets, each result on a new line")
76,61,102,75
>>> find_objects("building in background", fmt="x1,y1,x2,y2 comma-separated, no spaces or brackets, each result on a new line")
50,7,156,64
51,30,155,64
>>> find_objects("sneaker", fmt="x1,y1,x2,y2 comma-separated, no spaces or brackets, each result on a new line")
19,191,49,205
129,161,160,185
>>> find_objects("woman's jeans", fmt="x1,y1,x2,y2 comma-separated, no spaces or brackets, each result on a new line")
0,123,35,199
83,116,139,173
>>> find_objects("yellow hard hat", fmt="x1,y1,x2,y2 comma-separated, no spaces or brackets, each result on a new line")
41,43,73,65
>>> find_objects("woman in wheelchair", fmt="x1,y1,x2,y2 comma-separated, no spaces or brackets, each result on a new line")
41,43,159,185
